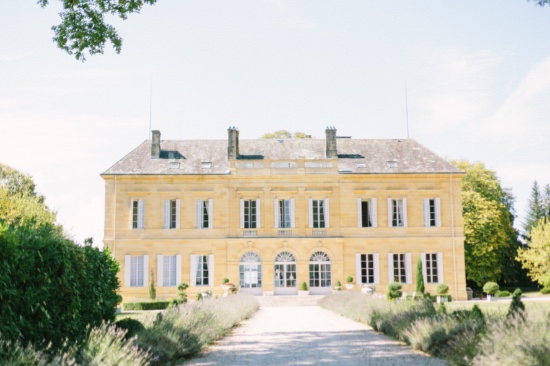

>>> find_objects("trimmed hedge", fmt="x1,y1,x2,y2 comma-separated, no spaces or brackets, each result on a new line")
496,290,510,297
540,287,550,295
123,301,170,311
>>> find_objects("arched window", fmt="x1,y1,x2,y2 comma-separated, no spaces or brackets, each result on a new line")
274,251,296,288
239,252,262,288
309,251,331,289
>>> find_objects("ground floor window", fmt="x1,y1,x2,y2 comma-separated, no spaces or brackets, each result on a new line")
274,251,296,288
131,256,144,286
393,254,406,283
239,252,262,288
309,251,331,288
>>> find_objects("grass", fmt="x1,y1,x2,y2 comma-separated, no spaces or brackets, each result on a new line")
446,299,550,314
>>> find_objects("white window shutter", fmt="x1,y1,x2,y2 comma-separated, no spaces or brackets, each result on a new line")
195,200,201,229
175,199,181,229
256,199,261,228
176,254,182,285
143,255,149,287
138,200,145,229
157,255,164,287
208,199,213,229
124,255,131,287
208,254,215,286
423,198,429,227
421,252,427,284
371,198,378,227
308,198,313,228
373,253,380,284
190,255,197,286
357,198,362,227
239,199,244,228
387,253,394,283
355,253,362,284
274,199,280,228
324,198,330,228
402,198,407,227
290,198,295,228
387,198,393,227
437,252,444,284
435,198,441,227
130,200,134,229
405,252,412,284
163,200,170,229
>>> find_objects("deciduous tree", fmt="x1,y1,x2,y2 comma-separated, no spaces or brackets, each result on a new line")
517,220,550,288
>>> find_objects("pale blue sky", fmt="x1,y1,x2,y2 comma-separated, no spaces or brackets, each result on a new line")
1,1,549,244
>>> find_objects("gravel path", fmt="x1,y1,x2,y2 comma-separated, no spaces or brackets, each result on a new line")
182,306,447,366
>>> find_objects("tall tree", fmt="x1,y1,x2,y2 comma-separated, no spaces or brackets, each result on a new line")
416,257,425,294
38,0,157,61
524,181,544,234
451,160,521,286
517,220,550,289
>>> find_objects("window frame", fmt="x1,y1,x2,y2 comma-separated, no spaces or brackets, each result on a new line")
309,198,330,228
274,198,295,228
355,253,380,284
387,198,407,227
387,252,412,284
357,198,377,228
196,199,213,229
163,199,180,229
124,254,148,287
423,198,441,227
131,199,145,229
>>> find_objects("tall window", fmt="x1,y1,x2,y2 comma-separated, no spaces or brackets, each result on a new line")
422,252,443,284
164,199,180,229
393,254,406,283
132,199,145,229
195,255,209,286
239,252,262,288
241,199,258,229
163,255,177,286
130,256,144,286
423,198,441,227
278,200,292,228
196,199,212,229
309,251,331,288
388,198,406,227
361,254,374,284
310,199,329,228
358,198,377,227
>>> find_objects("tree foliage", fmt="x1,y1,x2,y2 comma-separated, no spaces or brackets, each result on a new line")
451,160,521,286
416,256,425,294
524,181,550,238
261,130,310,139
517,219,550,288
38,0,157,61
0,163,120,350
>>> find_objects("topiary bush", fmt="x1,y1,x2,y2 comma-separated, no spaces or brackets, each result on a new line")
496,290,510,297
386,282,403,300
114,318,146,340
483,281,499,295
346,276,354,283
507,288,525,320
435,283,449,295
122,301,170,311
540,287,550,295
300,282,308,291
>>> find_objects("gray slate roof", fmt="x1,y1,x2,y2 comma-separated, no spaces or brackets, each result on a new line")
101,138,463,175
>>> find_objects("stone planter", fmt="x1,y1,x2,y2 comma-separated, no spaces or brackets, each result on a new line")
221,284,232,297
436,295,448,303
361,285,375,295
333,286,342,292
298,290,310,296
345,283,354,290
487,294,498,302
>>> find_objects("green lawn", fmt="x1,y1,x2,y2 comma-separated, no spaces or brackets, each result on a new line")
446,298,550,314
115,310,161,322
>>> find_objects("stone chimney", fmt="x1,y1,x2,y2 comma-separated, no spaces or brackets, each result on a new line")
228,127,240,160
325,126,337,158
151,130,161,159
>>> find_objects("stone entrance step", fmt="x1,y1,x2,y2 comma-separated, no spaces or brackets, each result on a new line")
256,295,325,307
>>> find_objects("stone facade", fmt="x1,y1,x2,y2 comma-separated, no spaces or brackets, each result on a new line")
102,127,467,301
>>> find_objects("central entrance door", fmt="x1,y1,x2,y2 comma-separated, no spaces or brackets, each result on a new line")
239,251,262,296
309,251,332,295
274,251,297,295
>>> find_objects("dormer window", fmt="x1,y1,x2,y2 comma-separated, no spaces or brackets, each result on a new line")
169,162,180,169
387,160,397,169
201,162,212,169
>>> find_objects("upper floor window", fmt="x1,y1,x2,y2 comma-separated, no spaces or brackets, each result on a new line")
387,252,412,284
163,199,180,229
240,199,260,229
275,199,294,228
423,198,441,227
357,198,377,228
309,198,329,228
388,198,407,227
196,199,213,229
131,199,145,229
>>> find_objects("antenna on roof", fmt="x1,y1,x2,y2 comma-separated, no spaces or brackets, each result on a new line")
405,81,410,139
149,80,153,140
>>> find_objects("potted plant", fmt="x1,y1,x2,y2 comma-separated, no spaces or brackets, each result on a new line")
299,282,309,296
435,283,449,303
334,280,342,291
483,281,499,302
221,278,234,297
345,276,354,290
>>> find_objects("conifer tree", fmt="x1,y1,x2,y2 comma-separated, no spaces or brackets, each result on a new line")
416,256,425,294
524,181,544,234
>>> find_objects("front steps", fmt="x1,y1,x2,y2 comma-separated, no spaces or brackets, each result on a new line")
256,295,325,307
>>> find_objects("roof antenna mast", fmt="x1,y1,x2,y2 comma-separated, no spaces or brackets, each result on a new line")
405,81,410,139
149,80,153,140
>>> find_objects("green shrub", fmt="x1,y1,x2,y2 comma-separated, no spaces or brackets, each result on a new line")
507,288,525,320
435,283,449,295
540,287,550,294
386,282,403,300
115,318,146,339
149,270,156,300
122,301,170,311
416,257,425,294
483,281,499,295
496,290,510,297
0,222,120,350
221,278,229,285
300,282,308,291
346,276,353,283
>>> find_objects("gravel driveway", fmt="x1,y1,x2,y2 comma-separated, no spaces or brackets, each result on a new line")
182,306,447,366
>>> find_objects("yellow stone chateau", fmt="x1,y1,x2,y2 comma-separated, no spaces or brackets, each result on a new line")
102,127,467,301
